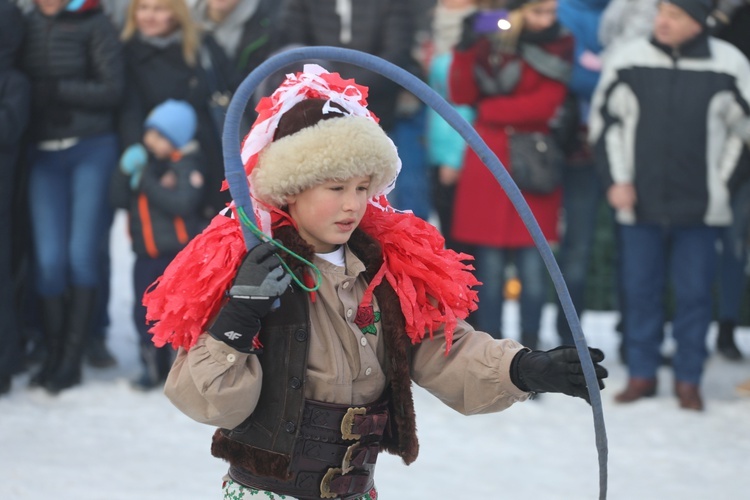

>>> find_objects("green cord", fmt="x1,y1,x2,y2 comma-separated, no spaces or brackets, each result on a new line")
237,207,322,292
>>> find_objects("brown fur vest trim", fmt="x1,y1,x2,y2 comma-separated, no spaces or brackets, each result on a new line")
210,226,418,476
348,228,419,465
210,434,293,479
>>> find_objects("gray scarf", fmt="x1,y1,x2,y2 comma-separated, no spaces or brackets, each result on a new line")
138,30,183,49
194,0,261,58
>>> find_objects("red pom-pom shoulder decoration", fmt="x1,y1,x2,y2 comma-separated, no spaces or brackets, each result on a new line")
357,201,479,354
143,215,247,350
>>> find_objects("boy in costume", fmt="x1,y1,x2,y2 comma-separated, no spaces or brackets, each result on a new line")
146,65,608,499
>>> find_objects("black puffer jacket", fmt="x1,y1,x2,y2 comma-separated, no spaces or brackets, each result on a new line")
21,5,123,142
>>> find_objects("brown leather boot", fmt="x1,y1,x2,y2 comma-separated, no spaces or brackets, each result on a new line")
674,381,703,411
615,378,657,403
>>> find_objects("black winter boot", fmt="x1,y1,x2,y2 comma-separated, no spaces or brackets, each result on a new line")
131,343,171,391
85,335,117,368
29,295,67,388
44,287,97,394
717,320,742,361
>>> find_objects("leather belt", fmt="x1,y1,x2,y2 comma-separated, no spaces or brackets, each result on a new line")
229,396,389,499
302,398,389,440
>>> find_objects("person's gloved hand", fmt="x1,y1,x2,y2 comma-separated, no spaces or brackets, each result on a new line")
208,242,292,353
119,143,148,190
455,12,481,51
510,346,608,403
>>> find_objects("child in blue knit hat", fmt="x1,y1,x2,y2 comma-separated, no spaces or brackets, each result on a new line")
113,99,208,390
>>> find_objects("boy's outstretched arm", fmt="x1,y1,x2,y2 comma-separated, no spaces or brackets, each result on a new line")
510,346,608,404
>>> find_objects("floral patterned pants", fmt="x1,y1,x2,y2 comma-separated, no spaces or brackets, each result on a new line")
222,478,378,500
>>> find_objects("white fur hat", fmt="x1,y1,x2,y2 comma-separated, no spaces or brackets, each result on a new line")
251,98,400,208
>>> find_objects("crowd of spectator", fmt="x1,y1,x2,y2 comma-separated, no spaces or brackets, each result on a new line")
1,0,749,406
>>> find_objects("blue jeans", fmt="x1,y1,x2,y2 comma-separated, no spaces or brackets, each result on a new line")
620,224,720,384
555,164,602,344
718,226,747,322
28,133,118,296
471,245,547,347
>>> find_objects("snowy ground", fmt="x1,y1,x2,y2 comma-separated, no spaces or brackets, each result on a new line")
2,212,749,500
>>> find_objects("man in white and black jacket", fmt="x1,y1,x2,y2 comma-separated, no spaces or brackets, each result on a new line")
589,0,750,411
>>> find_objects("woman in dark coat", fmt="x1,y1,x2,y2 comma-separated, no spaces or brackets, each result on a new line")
118,0,235,219
21,0,123,394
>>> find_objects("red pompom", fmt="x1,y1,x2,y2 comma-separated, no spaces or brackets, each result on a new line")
358,204,479,354
143,215,246,350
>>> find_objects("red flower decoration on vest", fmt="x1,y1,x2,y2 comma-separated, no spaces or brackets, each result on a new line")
354,305,381,335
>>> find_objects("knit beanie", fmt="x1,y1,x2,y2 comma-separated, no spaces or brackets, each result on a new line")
662,0,713,25
144,99,197,149
251,97,400,208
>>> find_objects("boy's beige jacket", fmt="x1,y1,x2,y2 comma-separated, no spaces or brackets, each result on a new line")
164,245,529,431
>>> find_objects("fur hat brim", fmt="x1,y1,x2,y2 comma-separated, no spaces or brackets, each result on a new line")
252,115,399,207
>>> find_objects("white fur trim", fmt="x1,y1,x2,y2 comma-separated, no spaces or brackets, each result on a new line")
252,116,399,207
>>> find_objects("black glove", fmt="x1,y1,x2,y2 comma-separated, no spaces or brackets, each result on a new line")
510,346,608,403
208,242,292,353
455,12,481,51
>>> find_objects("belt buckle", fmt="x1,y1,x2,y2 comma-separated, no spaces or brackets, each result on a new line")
340,407,366,440
320,467,342,499
341,442,360,473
